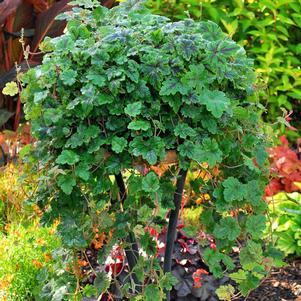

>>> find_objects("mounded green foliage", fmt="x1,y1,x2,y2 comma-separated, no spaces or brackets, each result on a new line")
147,0,301,133
21,0,277,299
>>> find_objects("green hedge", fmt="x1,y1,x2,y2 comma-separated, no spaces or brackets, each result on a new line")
147,0,301,129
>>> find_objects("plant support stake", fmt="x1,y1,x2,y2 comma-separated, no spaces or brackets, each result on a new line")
115,172,141,289
163,168,188,301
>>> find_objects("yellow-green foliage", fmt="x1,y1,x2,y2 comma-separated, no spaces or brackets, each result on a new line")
182,206,203,229
147,0,301,131
267,192,301,256
0,162,39,228
0,223,60,301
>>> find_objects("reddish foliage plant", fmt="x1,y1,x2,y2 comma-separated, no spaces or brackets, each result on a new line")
266,135,301,196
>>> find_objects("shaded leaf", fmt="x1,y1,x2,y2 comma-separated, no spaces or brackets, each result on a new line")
111,136,127,153
56,150,80,165
57,174,76,195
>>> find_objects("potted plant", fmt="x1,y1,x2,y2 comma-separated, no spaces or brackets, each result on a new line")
20,1,277,300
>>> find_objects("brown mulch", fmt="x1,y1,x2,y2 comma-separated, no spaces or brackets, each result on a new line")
238,259,301,301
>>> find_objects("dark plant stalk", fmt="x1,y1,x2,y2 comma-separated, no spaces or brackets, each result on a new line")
115,172,140,287
163,168,188,301
0,144,7,166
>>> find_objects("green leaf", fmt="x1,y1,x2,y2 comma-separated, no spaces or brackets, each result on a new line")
96,93,114,105
111,136,127,153
276,232,299,256
141,232,157,255
83,284,97,298
124,102,142,117
223,177,246,202
52,286,68,301
57,174,76,195
129,136,165,165
98,212,114,229
246,215,266,239
178,141,195,159
201,118,218,134
181,64,208,91
128,120,151,131
213,216,241,241
144,150,158,165
229,269,247,284
125,60,140,83
198,89,230,118
254,144,268,166
33,91,48,103
66,132,84,148
240,240,263,270
2,81,18,96
56,150,80,165
160,272,178,290
245,180,263,205
75,163,90,181
19,144,32,159
190,138,223,167
203,249,234,278
142,171,160,193
144,284,162,301
230,268,262,296
176,37,197,60
66,125,101,148
174,123,197,139
238,273,261,296
216,284,235,301
83,125,101,143
60,69,77,85
44,108,62,126
88,137,107,153
162,95,182,113
86,73,106,87
94,272,110,294
137,205,153,223
160,78,188,96
200,209,216,233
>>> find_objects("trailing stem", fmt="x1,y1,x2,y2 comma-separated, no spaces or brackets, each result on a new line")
163,168,188,301
115,172,140,289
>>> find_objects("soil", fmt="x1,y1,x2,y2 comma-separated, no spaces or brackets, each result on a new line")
237,259,301,301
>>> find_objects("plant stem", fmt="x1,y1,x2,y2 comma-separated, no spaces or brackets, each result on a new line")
115,173,140,288
163,168,188,301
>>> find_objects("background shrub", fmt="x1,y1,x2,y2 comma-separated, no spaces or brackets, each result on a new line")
0,223,60,301
267,191,301,257
0,161,38,229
